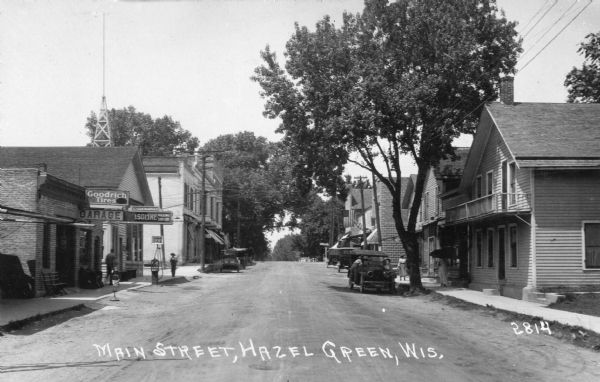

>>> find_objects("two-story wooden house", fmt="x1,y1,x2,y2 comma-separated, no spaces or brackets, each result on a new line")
444,78,600,301
416,148,470,277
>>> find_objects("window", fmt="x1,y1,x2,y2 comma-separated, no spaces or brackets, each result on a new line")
424,192,429,220
475,176,482,198
486,171,493,195
435,186,440,216
42,223,50,268
509,162,517,205
183,183,188,208
476,230,483,267
509,225,517,267
584,222,600,269
487,228,494,267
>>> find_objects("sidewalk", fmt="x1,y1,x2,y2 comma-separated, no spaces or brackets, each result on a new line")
0,264,204,329
437,288,600,334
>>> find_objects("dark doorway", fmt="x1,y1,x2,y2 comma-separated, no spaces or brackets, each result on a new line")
498,227,506,281
56,225,76,286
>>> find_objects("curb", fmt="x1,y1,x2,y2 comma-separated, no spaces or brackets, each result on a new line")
0,303,86,332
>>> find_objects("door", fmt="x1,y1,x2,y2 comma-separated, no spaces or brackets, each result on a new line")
498,227,506,281
56,225,76,286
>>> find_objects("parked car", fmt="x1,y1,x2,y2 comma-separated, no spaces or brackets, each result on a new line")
348,252,396,294
218,255,240,273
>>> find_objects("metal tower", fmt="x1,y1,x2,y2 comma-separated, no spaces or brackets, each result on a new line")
92,13,112,147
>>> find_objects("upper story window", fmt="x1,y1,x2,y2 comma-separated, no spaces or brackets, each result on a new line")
424,191,429,220
475,175,482,199
486,171,493,195
509,162,517,205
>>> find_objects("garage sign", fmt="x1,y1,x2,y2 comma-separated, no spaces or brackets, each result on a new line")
79,209,124,221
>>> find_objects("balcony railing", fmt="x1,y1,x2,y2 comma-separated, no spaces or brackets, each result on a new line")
445,193,531,223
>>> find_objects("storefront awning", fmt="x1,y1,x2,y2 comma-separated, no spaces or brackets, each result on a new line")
205,229,225,245
0,204,73,223
366,229,380,245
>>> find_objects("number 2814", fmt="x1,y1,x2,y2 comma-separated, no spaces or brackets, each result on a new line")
511,321,552,335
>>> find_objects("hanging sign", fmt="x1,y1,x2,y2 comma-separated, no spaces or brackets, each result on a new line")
79,209,124,221
86,189,130,207
127,210,173,225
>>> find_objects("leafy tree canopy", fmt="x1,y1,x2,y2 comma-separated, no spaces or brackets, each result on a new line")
270,234,304,261
565,31,600,103
253,0,521,290
85,106,199,155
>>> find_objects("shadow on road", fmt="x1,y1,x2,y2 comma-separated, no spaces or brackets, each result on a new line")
3,304,100,336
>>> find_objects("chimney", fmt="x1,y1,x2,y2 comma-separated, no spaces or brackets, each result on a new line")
499,76,514,105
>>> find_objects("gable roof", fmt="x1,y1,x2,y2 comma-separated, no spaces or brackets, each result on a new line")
433,147,470,179
488,102,600,161
0,146,153,205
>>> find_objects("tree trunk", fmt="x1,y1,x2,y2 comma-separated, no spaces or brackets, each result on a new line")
391,192,425,292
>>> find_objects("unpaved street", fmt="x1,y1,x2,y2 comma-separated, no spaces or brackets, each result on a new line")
1,262,599,381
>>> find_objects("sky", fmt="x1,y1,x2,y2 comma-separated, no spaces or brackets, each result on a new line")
1,0,599,244
1,0,599,168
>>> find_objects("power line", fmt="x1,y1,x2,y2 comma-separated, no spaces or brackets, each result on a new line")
518,0,592,72
520,0,578,61
518,0,550,33
521,0,558,39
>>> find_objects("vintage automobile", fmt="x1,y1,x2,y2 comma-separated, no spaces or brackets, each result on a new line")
329,247,383,273
218,255,241,273
347,252,396,294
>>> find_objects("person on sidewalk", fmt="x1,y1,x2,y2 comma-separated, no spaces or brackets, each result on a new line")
170,253,178,277
398,255,408,281
105,250,116,286
438,258,449,287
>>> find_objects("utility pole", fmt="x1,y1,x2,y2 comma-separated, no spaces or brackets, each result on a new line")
200,156,207,272
236,197,241,247
372,173,382,250
354,176,368,249
158,176,165,267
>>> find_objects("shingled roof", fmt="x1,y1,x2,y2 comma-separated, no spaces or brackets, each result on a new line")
0,147,153,205
488,102,600,159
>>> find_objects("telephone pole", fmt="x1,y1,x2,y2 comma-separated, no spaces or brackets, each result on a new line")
372,173,382,250
354,176,368,249
200,156,206,272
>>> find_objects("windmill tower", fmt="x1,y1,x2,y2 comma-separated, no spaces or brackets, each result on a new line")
92,13,112,147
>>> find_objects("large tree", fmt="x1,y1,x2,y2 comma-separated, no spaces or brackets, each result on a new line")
253,0,521,291
202,132,287,258
565,31,600,103
85,106,199,155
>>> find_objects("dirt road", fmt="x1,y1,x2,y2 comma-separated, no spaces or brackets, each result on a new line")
1,262,599,381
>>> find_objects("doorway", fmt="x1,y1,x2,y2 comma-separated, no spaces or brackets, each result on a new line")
498,227,506,281
56,225,76,286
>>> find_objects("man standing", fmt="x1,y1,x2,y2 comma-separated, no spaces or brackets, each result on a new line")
105,250,116,285
170,253,178,277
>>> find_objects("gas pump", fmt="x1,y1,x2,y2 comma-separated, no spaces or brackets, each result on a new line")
151,240,163,285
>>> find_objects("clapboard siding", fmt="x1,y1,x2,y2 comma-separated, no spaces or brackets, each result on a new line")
469,221,530,292
535,170,600,287
471,124,531,202
119,162,144,204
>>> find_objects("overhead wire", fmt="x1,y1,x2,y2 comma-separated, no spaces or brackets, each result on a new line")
518,0,592,72
517,0,550,34
520,0,579,62
521,0,558,39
